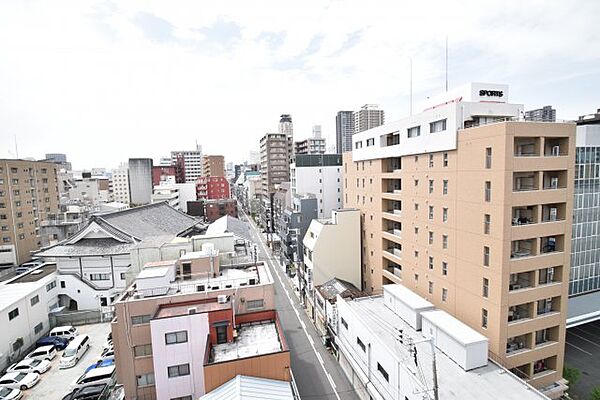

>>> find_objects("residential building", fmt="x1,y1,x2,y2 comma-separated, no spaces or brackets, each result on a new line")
336,110,355,154
111,252,289,400
171,145,203,183
313,278,361,344
279,113,293,137
291,154,342,218
196,176,230,200
525,106,557,122
0,159,60,265
68,173,110,206
336,284,550,400
202,155,225,177
276,194,317,273
343,82,573,396
567,108,600,327
128,158,153,206
204,199,238,223
260,133,292,197
152,184,180,209
294,137,326,155
174,183,197,213
152,165,176,187
248,150,260,165
354,104,384,133
36,202,201,312
110,163,130,205
0,263,60,371
302,209,361,308
233,170,261,217
39,204,89,248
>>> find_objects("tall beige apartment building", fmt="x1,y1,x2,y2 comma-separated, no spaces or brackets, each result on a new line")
260,133,292,196
0,159,60,266
202,155,225,177
343,83,573,398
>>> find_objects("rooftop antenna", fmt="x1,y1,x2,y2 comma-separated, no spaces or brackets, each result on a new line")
409,57,413,116
14,134,19,159
445,36,449,92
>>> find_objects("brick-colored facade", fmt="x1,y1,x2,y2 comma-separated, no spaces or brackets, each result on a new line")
204,199,237,223
197,176,230,200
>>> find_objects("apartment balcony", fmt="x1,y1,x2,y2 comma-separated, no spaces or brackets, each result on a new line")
383,157,402,174
506,333,532,356
509,271,534,292
513,172,539,192
512,206,537,226
544,137,569,157
540,235,563,255
383,242,402,263
511,239,536,259
382,200,402,221
531,356,557,381
382,260,403,284
536,296,561,317
514,137,541,157
508,303,533,324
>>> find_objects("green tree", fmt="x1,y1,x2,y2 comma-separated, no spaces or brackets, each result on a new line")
563,365,581,387
590,386,600,400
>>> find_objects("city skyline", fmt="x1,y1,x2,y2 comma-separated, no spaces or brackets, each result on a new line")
0,1,599,169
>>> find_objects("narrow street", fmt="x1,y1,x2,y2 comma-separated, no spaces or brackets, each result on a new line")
239,210,360,400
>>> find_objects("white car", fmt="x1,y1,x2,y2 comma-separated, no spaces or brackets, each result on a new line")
0,387,22,400
0,372,40,391
25,345,57,361
97,348,114,363
7,359,51,374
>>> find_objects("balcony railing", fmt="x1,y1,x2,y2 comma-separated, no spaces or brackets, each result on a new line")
506,335,530,355
386,265,402,278
508,304,531,323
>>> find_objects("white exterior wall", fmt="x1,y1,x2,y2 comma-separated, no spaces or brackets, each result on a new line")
174,183,197,212
151,312,209,400
1,272,59,370
0,244,17,266
171,149,202,183
110,165,130,204
69,179,101,205
291,164,342,218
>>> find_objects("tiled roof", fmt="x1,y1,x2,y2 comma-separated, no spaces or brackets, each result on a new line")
316,277,362,301
37,238,133,257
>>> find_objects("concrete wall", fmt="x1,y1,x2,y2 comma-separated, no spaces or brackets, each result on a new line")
129,159,153,206
292,165,342,218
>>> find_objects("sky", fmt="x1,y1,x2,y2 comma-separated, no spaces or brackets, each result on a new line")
1,0,599,170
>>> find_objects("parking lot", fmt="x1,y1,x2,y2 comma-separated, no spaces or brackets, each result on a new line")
565,320,600,399
21,322,111,400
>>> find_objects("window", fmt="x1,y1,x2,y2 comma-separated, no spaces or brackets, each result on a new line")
442,208,448,222
357,337,366,352
414,250,419,258
428,281,434,294
414,179,419,187
165,331,188,345
246,299,264,310
482,309,488,328
429,256,434,270
429,179,434,194
134,344,153,357
483,246,490,267
8,308,19,320
442,288,448,302
89,273,110,281
137,373,155,387
377,363,389,382
442,262,448,276
443,152,448,167
414,226,419,235
428,231,434,245
168,364,190,378
484,214,491,234
442,180,448,195
485,147,492,169
407,126,420,138
429,154,434,167
30,295,39,306
414,273,419,282
355,141,363,149
341,317,348,329
131,315,152,325
430,119,447,133
120,273,125,280
414,203,419,211
428,206,434,220
442,235,448,249
34,322,43,334
485,181,491,202
483,278,489,298
366,138,375,146
46,281,56,292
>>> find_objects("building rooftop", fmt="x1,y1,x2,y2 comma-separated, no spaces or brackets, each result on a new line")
199,375,293,400
0,265,58,311
345,296,546,399
316,278,362,301
6,263,57,284
206,215,252,242
421,310,488,346
211,321,281,363
384,283,434,310
155,298,231,319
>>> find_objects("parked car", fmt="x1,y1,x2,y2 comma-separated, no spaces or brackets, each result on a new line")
84,359,114,374
101,340,112,354
25,345,57,361
36,336,69,350
49,326,78,341
60,335,90,369
97,348,114,363
0,372,40,391
7,359,51,374
61,384,107,400
0,387,22,400
70,366,115,392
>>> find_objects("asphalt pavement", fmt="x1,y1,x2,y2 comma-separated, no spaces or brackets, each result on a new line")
565,320,600,399
240,210,359,400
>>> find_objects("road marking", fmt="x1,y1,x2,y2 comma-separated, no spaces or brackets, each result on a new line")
243,210,342,400
568,330,600,349
565,341,593,356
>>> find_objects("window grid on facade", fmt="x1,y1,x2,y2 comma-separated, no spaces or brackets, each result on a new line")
485,147,492,169
484,214,491,234
485,181,491,202
483,278,489,298
483,246,490,267
168,364,190,378
442,262,448,276
482,309,488,328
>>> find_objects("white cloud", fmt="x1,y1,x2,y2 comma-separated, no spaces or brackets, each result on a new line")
0,0,599,168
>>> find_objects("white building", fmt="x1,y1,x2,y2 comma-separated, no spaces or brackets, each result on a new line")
336,284,548,400
171,144,203,183
152,185,180,209
291,154,342,218
0,264,59,371
303,209,361,291
110,163,130,204
174,183,197,213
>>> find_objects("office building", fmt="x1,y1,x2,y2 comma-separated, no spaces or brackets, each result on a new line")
171,145,203,183
202,155,225,177
0,159,60,266
128,158,153,206
567,108,600,327
110,163,130,205
525,106,557,122
336,111,355,154
354,104,384,133
291,154,342,218
343,82,573,396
